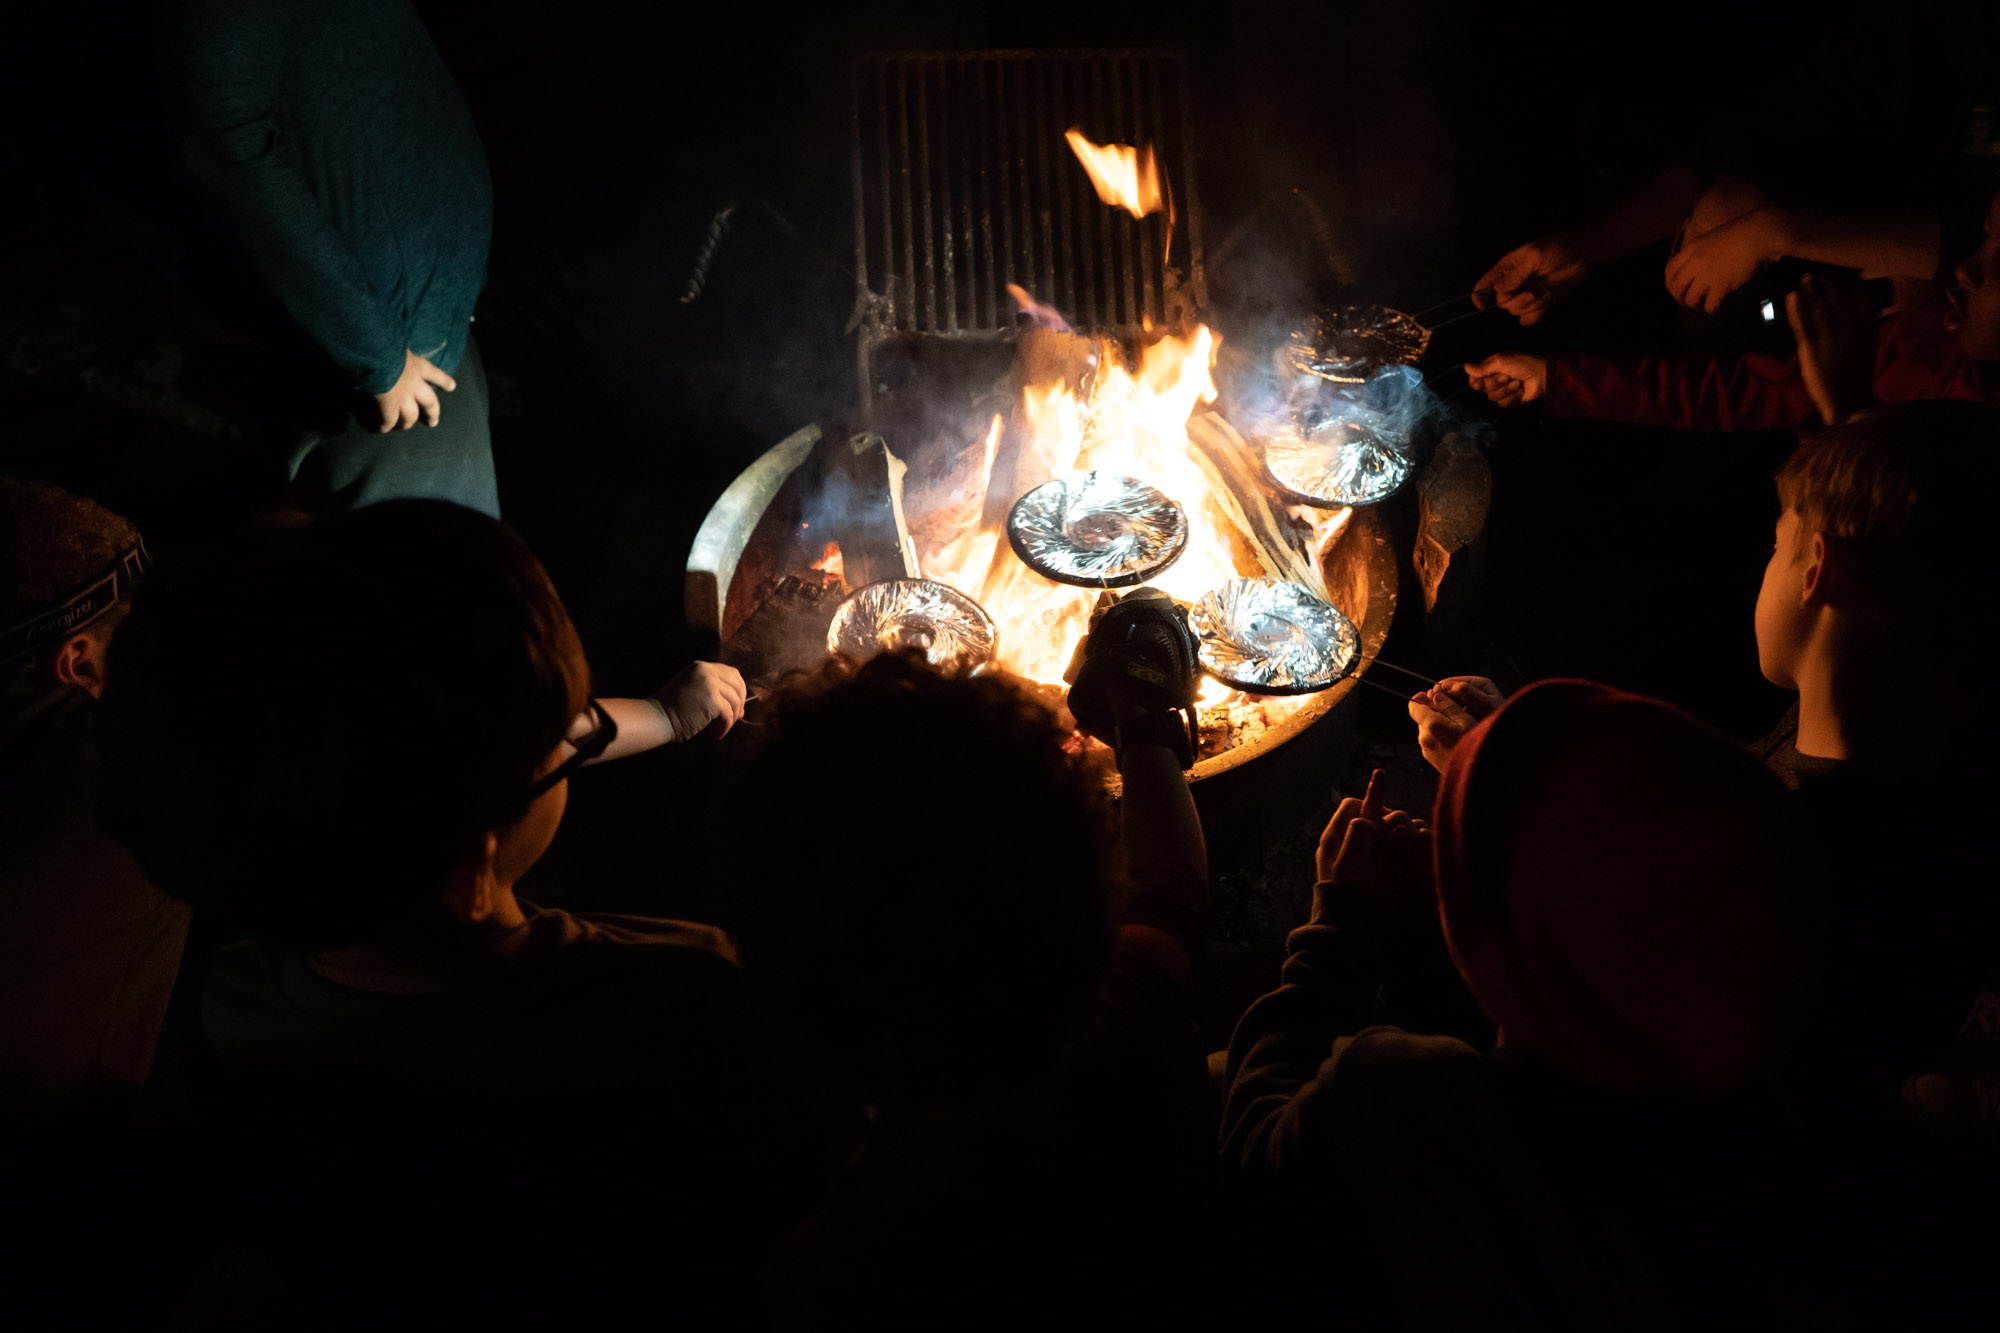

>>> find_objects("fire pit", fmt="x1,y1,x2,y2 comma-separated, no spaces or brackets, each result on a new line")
685,48,1401,785
686,408,1397,784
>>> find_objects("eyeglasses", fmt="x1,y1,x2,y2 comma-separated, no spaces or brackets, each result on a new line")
524,698,617,802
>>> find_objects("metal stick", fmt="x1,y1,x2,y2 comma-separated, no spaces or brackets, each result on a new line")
1351,673,1424,704
1424,307,1484,332
1361,657,1438,688
1408,293,1474,323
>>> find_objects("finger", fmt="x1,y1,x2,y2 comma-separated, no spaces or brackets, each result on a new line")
1517,306,1543,328
417,384,441,428
1361,769,1386,823
1321,796,1364,850
399,400,419,431
421,364,459,393
1382,808,1415,831
1334,815,1374,873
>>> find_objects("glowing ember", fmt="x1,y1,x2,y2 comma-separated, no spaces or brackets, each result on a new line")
1064,129,1166,220
808,540,845,584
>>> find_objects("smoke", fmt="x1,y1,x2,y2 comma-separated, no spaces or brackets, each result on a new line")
1226,351,1470,478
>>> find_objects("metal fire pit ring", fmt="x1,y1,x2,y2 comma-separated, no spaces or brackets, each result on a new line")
687,421,1399,785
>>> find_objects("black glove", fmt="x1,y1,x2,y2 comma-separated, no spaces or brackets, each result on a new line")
1064,586,1203,768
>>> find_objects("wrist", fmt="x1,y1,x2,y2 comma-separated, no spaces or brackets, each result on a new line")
639,694,677,741
1112,709,1193,769
1759,206,1794,262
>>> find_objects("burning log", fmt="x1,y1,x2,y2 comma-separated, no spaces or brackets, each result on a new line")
798,432,921,591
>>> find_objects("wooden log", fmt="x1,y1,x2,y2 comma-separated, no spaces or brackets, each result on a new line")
797,431,921,590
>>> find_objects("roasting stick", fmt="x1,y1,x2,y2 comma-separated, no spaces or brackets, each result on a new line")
1347,657,1440,705
1408,293,1476,323
1423,306,1484,332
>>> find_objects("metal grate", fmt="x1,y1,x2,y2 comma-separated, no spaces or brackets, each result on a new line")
850,50,1207,403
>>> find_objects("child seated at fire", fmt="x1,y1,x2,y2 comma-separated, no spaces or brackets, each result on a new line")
1220,682,1991,1325
733,587,1219,1329
1461,185,2000,429
95,499,782,1327
1410,399,2000,1134
0,477,189,1111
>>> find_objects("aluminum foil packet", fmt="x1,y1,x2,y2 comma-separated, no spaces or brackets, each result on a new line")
827,578,998,668
1190,577,1359,694
1264,415,1414,507
1284,305,1432,382
1006,472,1189,588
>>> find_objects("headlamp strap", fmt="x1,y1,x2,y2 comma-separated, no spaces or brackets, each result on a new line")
0,537,152,669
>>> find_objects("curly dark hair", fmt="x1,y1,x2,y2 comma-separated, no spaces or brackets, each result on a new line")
734,652,1118,1111
98,500,588,949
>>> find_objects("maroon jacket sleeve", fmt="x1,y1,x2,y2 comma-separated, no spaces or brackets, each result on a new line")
1547,301,1985,433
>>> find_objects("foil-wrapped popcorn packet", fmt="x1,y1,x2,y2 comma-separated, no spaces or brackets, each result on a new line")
1006,472,1190,588
1263,415,1414,507
1284,305,1432,383
827,578,999,668
1190,577,1360,694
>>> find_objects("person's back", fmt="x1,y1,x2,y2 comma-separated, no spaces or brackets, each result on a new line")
98,501,784,1327
736,619,1221,1329
1218,682,1972,1326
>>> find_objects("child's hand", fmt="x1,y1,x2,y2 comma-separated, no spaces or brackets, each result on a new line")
372,349,457,432
652,660,749,741
1316,770,1433,906
1464,354,1547,407
1665,208,1781,313
1472,235,1588,326
1407,676,1503,773
1787,272,1875,424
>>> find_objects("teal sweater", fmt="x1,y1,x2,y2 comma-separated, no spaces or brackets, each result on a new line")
166,0,491,394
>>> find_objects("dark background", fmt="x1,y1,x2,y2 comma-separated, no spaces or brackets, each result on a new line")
2,0,1991,953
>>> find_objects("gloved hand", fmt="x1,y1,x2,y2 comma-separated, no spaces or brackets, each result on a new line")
1064,586,1203,767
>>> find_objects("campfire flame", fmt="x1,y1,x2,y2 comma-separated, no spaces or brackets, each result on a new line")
913,310,1246,706
809,540,845,584
1006,283,1074,333
1064,129,1165,220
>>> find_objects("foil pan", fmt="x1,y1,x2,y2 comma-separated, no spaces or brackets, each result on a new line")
1005,472,1189,588
1285,305,1432,382
827,578,998,668
1264,415,1413,507
1190,578,1360,694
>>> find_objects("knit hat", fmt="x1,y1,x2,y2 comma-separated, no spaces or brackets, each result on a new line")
1433,680,1811,1096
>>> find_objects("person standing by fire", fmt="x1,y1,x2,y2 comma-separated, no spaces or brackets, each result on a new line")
154,0,499,516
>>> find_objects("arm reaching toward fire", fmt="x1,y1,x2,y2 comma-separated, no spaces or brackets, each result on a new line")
1465,354,1547,407
1473,164,1707,324
1408,676,1504,774
569,661,748,762
1066,587,1210,956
